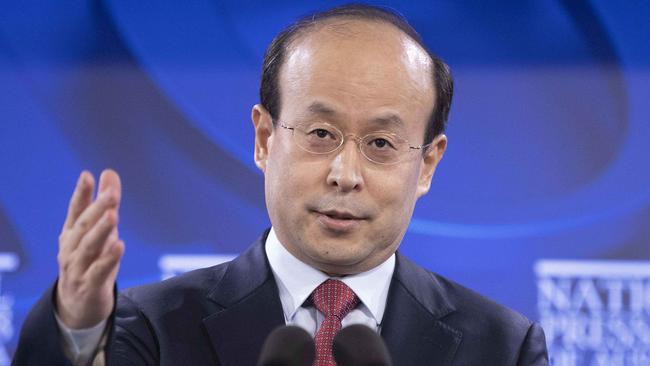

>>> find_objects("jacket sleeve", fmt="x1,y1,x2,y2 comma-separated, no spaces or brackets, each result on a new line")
105,292,159,366
13,281,131,366
516,322,549,366
13,279,166,366
12,282,75,366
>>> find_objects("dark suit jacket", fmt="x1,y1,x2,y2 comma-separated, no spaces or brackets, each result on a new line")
14,230,548,365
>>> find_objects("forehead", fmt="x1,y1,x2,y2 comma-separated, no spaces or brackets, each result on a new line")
278,19,434,132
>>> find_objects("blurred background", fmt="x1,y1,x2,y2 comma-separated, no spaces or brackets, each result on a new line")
0,0,648,364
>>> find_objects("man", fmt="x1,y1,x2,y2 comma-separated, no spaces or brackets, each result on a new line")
14,4,548,365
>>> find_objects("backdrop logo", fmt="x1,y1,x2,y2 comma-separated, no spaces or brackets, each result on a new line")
158,254,236,280
0,253,18,366
536,260,650,366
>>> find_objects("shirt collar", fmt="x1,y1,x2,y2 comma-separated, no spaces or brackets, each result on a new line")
265,227,395,325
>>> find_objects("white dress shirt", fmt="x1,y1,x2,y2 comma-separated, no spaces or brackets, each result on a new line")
265,227,395,335
57,227,396,363
55,312,106,366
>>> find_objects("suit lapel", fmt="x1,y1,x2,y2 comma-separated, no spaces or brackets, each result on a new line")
381,253,462,366
199,233,463,365
202,231,286,366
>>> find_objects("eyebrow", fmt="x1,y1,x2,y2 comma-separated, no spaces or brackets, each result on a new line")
371,114,404,129
307,102,340,118
307,101,405,129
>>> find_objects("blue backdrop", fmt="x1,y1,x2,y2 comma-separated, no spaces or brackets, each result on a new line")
0,0,649,364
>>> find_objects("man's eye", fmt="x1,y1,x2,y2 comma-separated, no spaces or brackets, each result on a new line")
311,129,333,139
370,138,394,149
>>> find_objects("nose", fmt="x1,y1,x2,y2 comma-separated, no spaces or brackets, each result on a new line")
326,139,364,192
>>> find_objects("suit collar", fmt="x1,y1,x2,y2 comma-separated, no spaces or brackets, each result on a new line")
202,230,286,366
265,227,395,327
381,252,462,365
200,231,463,365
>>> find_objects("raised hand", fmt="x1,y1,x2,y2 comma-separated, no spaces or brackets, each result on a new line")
56,169,125,329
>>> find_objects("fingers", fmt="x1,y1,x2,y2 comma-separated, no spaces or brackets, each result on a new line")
60,187,120,256
59,169,124,275
69,209,119,277
99,169,122,210
59,169,122,257
61,168,121,232
63,171,95,230
86,239,125,286
55,169,125,329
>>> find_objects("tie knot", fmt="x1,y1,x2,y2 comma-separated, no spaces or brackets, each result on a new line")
310,279,360,319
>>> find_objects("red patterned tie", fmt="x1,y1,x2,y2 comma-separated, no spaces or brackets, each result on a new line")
310,279,360,366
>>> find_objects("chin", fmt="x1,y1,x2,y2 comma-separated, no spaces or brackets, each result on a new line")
307,249,369,273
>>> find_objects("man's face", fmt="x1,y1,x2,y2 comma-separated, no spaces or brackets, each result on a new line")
252,20,447,275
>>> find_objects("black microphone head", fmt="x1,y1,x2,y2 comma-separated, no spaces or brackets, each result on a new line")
332,324,393,366
257,325,315,366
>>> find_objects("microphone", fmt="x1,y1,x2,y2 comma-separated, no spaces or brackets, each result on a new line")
332,324,393,366
257,325,315,366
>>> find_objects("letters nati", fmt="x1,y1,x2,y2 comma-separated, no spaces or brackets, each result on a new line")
537,260,650,366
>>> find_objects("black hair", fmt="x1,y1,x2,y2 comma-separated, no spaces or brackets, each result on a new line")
259,3,453,145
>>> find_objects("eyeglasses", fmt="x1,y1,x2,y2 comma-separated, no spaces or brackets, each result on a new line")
278,121,430,165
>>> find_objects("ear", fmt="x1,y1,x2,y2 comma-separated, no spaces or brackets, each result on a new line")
416,134,447,198
251,104,274,172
